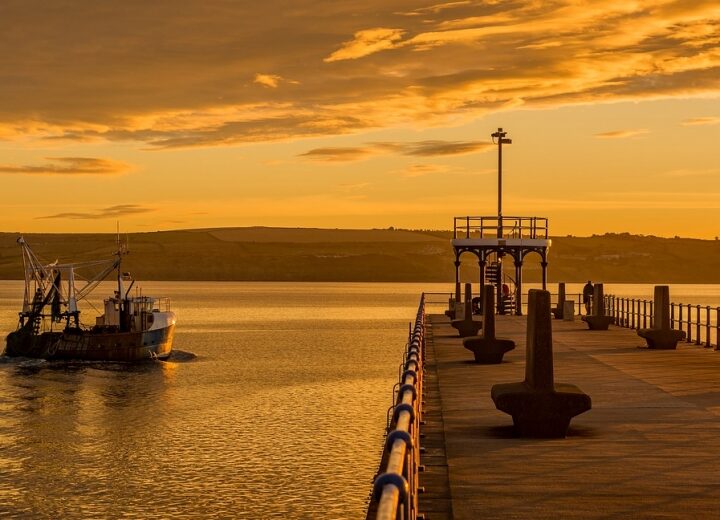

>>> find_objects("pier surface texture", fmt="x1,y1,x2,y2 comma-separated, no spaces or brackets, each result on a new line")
420,312,720,519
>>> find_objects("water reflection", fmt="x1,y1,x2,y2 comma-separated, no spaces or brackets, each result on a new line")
0,282,423,519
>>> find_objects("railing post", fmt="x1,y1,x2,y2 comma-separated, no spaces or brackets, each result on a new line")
716,307,720,350
466,216,470,239
696,304,701,345
650,301,654,329
687,303,692,343
706,306,711,348
671,303,675,329
643,300,647,329
678,304,683,340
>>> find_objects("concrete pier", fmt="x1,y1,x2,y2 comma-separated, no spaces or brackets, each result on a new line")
419,312,720,519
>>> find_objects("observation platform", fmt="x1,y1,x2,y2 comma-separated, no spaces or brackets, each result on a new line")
452,216,551,314
420,313,720,519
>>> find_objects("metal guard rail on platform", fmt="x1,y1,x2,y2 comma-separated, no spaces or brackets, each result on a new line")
453,215,548,240
605,294,720,349
371,295,425,520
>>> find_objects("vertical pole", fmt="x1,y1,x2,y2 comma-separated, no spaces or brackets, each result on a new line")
706,306,711,347
671,303,675,329
687,303,691,343
496,255,504,315
715,307,720,350
514,259,523,316
696,304,701,345
479,258,486,311
540,261,548,290
650,301,654,328
454,259,460,285
678,304,683,336
498,134,503,238
491,128,511,239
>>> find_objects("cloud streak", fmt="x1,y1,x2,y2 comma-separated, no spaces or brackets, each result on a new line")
0,157,130,175
681,116,720,126
594,129,650,139
300,139,492,162
37,204,155,220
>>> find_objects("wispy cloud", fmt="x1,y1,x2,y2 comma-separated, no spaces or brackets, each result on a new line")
254,73,282,88
299,146,375,162
594,129,650,139
37,204,155,220
325,28,405,62
398,1,472,17
300,139,492,162
681,116,720,126
396,164,449,178
397,140,493,156
0,157,129,175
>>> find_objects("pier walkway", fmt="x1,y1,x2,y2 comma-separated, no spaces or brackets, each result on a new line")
420,313,720,519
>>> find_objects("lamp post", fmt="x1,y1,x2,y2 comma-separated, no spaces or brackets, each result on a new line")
491,128,512,314
491,128,512,238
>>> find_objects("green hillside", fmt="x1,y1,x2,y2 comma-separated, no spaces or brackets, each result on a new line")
1,228,719,283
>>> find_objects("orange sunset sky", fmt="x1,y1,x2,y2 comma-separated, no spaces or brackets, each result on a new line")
1,1,719,237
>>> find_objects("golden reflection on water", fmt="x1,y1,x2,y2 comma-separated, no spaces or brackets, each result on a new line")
0,282,434,519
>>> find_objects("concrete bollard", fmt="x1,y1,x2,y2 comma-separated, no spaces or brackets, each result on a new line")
491,289,592,437
551,282,566,319
454,282,463,320
582,283,613,330
637,285,686,349
444,294,456,319
451,283,482,337
462,285,515,363
563,300,575,321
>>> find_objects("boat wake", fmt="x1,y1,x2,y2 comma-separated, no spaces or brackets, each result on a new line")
164,349,197,362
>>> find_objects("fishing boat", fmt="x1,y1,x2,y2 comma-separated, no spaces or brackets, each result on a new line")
3,237,176,361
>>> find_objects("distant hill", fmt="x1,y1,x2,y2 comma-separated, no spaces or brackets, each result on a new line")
1,228,719,283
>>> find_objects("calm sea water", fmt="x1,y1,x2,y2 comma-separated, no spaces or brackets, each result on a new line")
1,281,718,519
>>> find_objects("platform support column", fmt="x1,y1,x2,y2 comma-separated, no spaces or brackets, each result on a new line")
515,259,523,316
541,260,548,290
479,258,486,309
496,255,504,315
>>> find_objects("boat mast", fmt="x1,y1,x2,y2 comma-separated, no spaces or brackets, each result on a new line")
116,222,123,298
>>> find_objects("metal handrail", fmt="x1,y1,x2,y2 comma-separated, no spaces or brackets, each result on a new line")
605,294,720,349
369,295,425,520
453,215,549,240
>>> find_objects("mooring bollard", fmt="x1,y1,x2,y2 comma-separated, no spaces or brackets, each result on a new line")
551,282,566,319
444,293,456,319
582,283,613,330
451,283,482,338
462,284,515,363
637,286,686,349
454,282,463,320
491,289,592,438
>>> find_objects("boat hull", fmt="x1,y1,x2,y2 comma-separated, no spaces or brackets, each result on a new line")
4,324,175,362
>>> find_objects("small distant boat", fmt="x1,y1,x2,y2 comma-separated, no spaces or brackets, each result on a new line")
3,236,176,361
